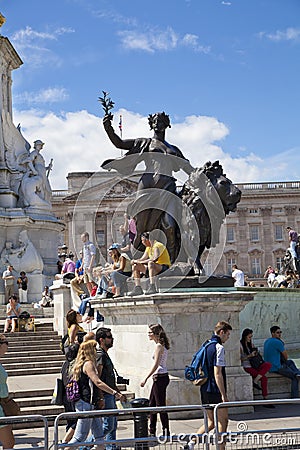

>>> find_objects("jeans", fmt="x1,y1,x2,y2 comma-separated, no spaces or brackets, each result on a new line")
69,399,103,444
103,393,118,450
290,241,297,259
98,276,109,294
276,359,300,398
110,271,131,293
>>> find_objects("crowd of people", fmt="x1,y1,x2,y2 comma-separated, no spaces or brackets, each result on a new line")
58,311,170,448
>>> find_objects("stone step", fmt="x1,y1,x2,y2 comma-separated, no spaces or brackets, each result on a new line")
6,330,59,336
13,389,54,399
7,343,60,352
253,372,300,399
6,366,62,377
5,336,60,345
3,354,65,364
4,349,63,358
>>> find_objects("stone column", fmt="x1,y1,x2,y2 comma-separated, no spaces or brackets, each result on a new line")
51,280,72,336
91,290,254,414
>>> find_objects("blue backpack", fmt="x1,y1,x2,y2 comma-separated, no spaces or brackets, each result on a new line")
185,339,216,386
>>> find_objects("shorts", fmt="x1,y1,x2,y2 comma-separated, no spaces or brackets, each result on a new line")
200,390,222,405
83,270,93,283
145,264,170,278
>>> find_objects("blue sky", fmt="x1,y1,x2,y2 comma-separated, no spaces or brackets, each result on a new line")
1,0,300,189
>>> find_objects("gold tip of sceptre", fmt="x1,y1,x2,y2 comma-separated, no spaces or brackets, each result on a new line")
0,13,6,27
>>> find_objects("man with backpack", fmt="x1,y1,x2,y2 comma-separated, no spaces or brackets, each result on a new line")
188,321,232,450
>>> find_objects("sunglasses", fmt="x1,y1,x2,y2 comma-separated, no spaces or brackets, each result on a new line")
105,335,113,339
0,341,8,345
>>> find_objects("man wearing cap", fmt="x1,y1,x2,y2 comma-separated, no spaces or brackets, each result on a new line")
2,265,15,302
129,232,171,296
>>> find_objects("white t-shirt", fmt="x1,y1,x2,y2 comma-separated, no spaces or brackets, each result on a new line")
232,269,244,287
215,343,226,366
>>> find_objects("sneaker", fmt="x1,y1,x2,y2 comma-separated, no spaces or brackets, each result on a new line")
128,285,144,296
145,284,158,295
253,382,262,391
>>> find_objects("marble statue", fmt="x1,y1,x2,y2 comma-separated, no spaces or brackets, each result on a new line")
0,230,43,274
19,140,53,208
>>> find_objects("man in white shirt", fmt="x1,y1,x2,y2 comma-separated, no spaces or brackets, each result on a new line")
232,264,245,287
2,265,15,301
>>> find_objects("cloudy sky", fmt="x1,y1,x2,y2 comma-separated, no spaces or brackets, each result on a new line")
1,0,300,189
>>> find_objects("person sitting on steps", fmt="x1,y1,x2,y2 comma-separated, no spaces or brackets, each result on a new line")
129,231,171,296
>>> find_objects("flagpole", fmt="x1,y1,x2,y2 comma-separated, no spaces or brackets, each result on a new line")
119,114,123,156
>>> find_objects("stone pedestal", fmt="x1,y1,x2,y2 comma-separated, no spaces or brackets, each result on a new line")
91,289,254,415
51,280,72,336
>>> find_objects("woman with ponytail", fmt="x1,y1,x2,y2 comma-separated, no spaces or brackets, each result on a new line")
140,323,170,437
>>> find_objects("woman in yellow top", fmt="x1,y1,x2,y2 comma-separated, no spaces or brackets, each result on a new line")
66,309,85,344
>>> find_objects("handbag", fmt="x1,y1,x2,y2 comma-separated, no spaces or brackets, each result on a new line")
66,377,81,402
51,378,64,405
0,395,21,416
249,352,264,369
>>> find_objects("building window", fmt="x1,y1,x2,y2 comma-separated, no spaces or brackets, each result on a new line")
96,230,105,246
226,227,235,243
250,225,259,242
251,257,261,275
250,209,258,214
276,256,284,271
227,258,236,275
275,225,283,241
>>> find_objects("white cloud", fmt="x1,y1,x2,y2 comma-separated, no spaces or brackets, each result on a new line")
118,27,210,54
11,26,75,68
14,87,69,105
259,27,300,42
221,1,232,5
13,108,299,190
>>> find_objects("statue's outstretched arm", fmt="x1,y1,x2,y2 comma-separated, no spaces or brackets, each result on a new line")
103,115,134,150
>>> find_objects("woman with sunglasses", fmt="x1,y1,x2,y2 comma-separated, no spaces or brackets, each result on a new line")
0,335,15,448
68,339,122,448
140,324,170,437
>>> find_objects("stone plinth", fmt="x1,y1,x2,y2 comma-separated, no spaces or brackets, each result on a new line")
91,289,254,415
239,287,300,350
51,280,72,336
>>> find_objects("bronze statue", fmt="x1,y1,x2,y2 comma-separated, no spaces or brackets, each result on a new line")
100,92,241,271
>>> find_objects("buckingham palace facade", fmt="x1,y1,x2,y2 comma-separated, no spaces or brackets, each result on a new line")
52,172,300,278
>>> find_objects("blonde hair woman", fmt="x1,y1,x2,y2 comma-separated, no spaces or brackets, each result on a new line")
68,340,122,448
0,334,15,448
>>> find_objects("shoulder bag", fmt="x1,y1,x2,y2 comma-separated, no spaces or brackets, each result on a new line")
0,395,21,416
249,352,264,369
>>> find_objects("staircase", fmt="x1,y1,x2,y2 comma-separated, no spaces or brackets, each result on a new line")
1,317,134,428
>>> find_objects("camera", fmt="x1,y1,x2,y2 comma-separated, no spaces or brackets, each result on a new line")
117,375,130,385
77,331,87,344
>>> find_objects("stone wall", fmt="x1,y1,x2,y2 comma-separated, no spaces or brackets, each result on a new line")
239,287,300,350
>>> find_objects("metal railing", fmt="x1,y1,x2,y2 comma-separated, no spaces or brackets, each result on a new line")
1,400,300,450
0,414,49,450
213,398,300,450
53,404,210,450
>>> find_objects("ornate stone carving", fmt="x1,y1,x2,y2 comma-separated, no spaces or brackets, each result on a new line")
0,229,44,274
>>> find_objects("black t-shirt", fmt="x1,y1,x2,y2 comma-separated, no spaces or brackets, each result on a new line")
96,348,116,390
